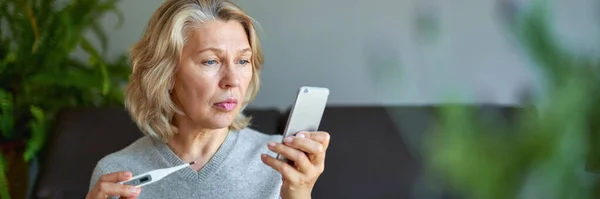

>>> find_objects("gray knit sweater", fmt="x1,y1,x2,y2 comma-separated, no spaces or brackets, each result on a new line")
89,128,283,199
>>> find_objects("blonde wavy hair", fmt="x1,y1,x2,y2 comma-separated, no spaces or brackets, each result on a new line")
124,0,263,142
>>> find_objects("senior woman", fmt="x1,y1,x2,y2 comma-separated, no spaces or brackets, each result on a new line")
85,0,330,198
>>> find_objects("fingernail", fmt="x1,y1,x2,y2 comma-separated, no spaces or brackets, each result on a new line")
124,172,132,178
283,137,293,143
267,142,276,148
130,187,139,195
296,133,305,138
261,154,267,159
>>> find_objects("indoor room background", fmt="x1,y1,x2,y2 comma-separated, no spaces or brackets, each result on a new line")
2,0,600,198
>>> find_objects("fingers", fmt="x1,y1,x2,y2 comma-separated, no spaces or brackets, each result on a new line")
291,131,330,165
283,135,323,155
267,142,313,173
96,182,141,198
261,154,303,182
120,191,142,199
261,131,331,190
300,131,331,150
99,171,133,183
89,171,141,199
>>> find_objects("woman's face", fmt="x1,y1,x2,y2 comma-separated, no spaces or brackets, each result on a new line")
172,20,253,130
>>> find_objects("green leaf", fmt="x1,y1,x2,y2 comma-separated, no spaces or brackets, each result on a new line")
90,21,109,56
80,37,111,96
100,62,110,96
0,51,17,75
80,37,101,60
24,106,45,162
515,1,569,85
27,69,103,89
0,90,14,138
38,0,57,22
58,14,80,52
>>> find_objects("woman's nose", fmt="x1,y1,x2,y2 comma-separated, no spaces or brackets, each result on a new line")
219,63,240,88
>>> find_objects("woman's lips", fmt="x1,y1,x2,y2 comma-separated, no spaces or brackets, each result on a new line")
214,99,238,111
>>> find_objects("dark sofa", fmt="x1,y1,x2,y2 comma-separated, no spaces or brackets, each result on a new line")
33,105,524,199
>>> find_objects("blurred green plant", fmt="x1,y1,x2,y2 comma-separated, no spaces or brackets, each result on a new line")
0,0,129,198
424,1,600,199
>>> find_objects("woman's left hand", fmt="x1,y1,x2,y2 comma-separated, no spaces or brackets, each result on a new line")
261,131,331,199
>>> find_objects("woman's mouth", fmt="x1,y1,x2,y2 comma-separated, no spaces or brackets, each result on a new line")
214,99,238,112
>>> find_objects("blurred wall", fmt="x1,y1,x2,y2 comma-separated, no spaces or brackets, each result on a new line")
95,0,600,110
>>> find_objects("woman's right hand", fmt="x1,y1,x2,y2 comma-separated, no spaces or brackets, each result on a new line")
86,171,142,199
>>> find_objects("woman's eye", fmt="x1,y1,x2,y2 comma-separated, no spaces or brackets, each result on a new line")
203,60,217,66
238,60,250,65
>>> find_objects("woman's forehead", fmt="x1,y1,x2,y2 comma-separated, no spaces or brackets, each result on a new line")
185,20,250,51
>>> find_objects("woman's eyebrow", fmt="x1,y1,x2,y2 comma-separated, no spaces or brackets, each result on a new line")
238,48,251,54
197,47,222,54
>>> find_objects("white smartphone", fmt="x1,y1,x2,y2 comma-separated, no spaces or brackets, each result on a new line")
276,86,330,160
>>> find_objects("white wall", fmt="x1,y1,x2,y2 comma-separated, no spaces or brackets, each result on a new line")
96,0,599,110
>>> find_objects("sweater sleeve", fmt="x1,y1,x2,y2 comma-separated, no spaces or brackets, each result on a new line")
89,162,108,191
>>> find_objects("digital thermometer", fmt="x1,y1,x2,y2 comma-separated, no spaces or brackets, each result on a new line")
118,161,195,188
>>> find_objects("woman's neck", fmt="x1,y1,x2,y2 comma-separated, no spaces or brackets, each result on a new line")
167,125,230,171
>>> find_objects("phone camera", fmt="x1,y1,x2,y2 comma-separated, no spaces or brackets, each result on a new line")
303,89,309,93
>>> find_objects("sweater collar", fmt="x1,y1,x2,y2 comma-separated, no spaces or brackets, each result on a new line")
153,129,240,183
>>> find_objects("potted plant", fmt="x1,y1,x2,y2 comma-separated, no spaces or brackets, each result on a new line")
0,0,130,198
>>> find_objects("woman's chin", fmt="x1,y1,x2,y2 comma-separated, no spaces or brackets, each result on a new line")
211,120,234,129
206,113,237,128
185,109,239,130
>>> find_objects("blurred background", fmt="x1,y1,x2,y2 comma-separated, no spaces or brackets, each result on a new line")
89,0,599,109
1,0,600,198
